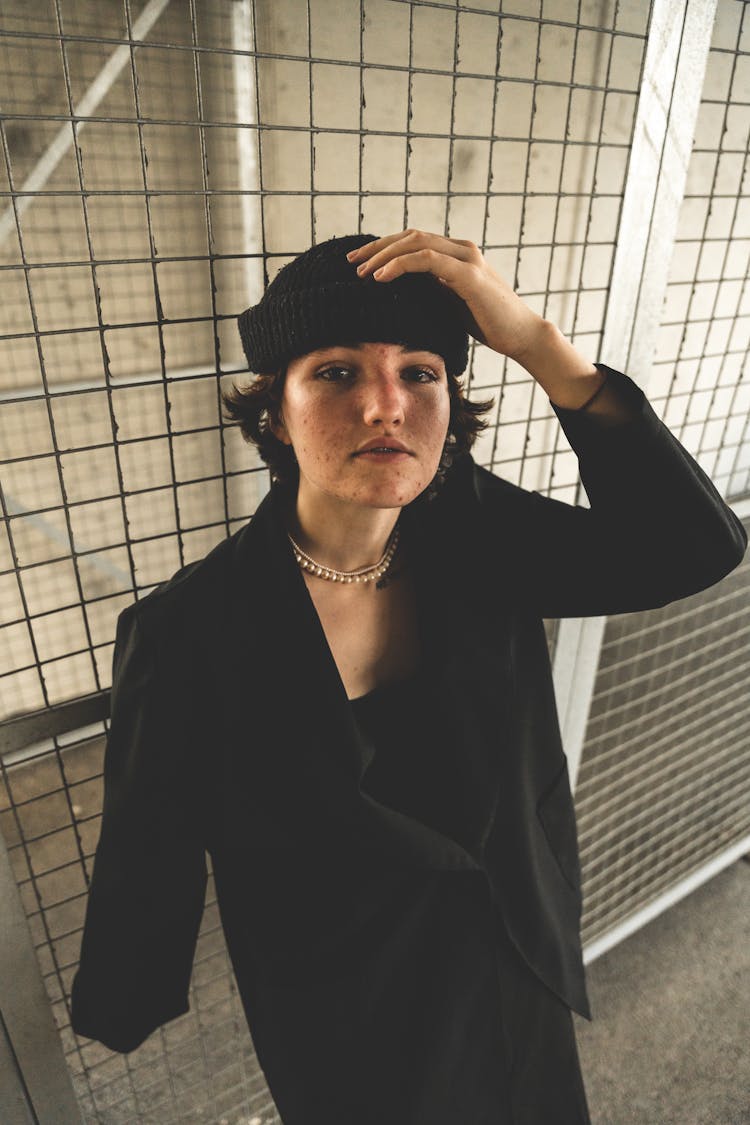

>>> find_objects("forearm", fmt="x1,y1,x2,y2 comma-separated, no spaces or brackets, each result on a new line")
512,319,640,426
472,362,747,617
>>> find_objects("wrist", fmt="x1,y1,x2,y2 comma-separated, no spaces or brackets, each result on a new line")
511,319,601,408
511,319,588,373
507,312,550,368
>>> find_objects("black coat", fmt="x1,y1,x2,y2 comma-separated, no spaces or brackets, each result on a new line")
70,365,747,1120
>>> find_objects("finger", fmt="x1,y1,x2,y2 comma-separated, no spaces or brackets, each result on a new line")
356,238,474,280
346,231,409,261
367,246,468,282
348,230,475,274
349,229,474,264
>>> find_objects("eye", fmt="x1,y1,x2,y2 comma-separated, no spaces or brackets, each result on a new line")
315,366,354,382
405,367,440,383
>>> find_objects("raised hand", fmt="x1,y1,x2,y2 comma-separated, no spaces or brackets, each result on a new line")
347,229,607,410
346,229,544,364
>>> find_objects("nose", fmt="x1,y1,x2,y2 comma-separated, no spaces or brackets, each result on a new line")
360,370,406,427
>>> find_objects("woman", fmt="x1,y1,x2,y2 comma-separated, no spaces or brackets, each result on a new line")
71,231,747,1124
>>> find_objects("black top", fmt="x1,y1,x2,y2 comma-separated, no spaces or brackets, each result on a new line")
349,667,473,851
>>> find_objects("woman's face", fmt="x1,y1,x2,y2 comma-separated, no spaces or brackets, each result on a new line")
272,341,451,509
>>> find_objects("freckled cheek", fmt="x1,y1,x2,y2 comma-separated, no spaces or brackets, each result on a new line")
419,405,451,455
293,410,343,469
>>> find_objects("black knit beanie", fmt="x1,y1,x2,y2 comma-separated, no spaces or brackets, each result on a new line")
237,234,470,377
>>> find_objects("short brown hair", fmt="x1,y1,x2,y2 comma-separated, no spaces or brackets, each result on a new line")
221,365,494,502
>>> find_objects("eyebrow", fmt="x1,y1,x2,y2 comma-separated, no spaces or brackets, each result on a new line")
308,344,441,358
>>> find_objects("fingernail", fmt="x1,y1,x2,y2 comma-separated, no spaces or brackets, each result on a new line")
346,250,359,261
356,262,367,274
373,267,384,278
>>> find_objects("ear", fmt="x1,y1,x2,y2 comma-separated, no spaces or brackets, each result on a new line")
269,409,292,446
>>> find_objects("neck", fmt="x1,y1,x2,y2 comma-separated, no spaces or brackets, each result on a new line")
285,479,402,573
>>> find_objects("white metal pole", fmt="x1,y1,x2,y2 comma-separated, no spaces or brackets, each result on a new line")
555,0,720,793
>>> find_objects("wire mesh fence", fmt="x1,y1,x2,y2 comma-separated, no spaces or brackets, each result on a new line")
647,0,750,495
577,539,750,947
1,0,748,1122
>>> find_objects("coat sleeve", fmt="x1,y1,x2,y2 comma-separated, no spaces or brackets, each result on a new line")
70,604,207,1053
472,364,747,618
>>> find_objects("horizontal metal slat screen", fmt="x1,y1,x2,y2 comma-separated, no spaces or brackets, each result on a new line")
576,523,750,949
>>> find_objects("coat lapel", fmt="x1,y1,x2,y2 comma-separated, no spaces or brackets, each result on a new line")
223,467,514,877
405,474,516,861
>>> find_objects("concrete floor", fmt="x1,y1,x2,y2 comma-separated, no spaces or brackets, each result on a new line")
574,858,750,1125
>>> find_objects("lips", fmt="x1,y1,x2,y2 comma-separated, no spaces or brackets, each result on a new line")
355,438,413,455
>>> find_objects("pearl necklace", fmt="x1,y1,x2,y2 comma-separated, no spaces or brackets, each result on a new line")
288,524,400,584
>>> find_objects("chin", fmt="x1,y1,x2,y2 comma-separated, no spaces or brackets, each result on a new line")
308,462,441,510
346,476,433,509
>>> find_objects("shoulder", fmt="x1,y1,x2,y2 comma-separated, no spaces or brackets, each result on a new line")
117,522,248,650
426,451,537,525
116,482,283,646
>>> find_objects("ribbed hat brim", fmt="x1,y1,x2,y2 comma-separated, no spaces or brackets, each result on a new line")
237,262,469,376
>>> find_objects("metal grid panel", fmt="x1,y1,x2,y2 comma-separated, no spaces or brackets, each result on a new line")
2,3,281,1119
0,0,655,720
1,0,270,733
648,0,750,499
576,516,750,946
